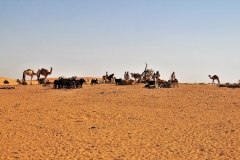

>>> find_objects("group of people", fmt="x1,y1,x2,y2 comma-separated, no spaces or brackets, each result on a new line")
150,71,175,82
104,70,176,83
151,71,160,81
146,71,177,88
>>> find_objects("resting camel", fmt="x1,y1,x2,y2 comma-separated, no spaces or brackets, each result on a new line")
22,69,39,85
37,67,53,84
209,75,220,84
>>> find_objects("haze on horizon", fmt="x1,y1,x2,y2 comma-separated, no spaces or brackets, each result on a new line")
1,0,240,83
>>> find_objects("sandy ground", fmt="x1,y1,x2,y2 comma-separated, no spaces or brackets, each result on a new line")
0,76,19,85
1,83,240,159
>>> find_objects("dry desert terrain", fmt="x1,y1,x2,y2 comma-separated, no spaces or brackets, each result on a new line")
1,80,240,159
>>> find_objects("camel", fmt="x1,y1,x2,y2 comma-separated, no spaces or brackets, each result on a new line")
22,69,39,85
130,73,141,82
157,79,166,84
102,73,114,83
209,75,220,84
37,67,53,84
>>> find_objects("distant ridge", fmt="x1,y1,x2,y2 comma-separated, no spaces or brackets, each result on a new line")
0,76,102,85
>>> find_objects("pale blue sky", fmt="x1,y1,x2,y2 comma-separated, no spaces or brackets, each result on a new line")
1,0,240,83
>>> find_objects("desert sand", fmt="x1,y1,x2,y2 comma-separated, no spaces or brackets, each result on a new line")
0,76,19,85
1,80,240,159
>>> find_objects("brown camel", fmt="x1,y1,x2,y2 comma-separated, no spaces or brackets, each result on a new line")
37,67,53,84
209,75,220,84
157,79,166,84
22,69,39,85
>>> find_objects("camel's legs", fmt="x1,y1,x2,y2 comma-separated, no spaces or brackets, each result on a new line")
30,76,33,85
212,79,215,84
22,72,26,82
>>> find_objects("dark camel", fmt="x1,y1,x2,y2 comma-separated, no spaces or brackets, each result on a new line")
37,67,53,84
209,75,220,84
102,73,114,83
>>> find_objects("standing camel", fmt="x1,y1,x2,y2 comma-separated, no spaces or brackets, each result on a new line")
37,67,53,84
22,69,39,85
209,75,220,84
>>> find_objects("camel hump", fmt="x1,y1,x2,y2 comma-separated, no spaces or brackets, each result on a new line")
24,69,32,72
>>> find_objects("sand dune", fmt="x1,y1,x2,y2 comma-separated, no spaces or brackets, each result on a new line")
1,83,240,159
0,76,18,85
0,76,40,85
0,76,102,85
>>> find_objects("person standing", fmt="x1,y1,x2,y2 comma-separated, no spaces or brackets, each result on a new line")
126,72,130,80
156,71,160,80
152,73,157,88
124,71,126,79
105,72,108,82
170,72,175,81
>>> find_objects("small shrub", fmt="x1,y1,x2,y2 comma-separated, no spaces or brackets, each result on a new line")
39,78,45,84
4,80,9,84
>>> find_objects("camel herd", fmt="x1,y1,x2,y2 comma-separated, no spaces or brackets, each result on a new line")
53,76,85,89
21,66,221,88
22,67,52,85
